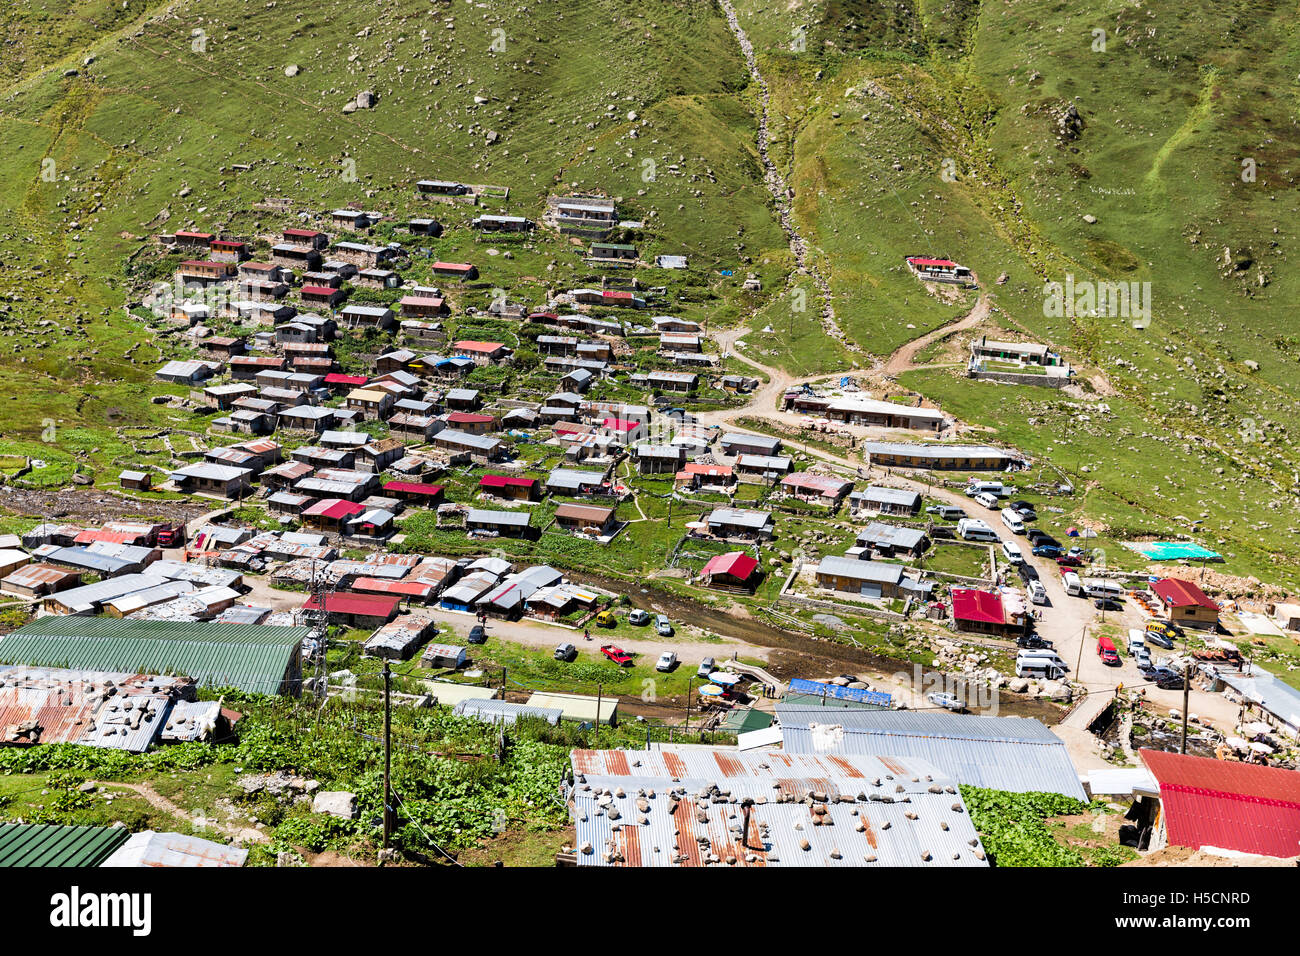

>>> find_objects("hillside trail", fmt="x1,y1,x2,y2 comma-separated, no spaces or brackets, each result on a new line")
88,779,269,843
881,289,990,377
717,0,860,355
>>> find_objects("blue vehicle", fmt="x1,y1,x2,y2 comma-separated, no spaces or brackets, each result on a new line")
1032,544,1065,558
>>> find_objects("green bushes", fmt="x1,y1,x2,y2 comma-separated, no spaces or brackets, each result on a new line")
960,786,1093,867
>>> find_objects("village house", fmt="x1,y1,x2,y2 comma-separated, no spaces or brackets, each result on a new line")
355,269,401,290
406,218,443,237
381,481,446,508
472,214,534,232
444,388,481,411
172,230,216,250
445,411,496,436
780,472,854,506
453,340,511,365
465,508,534,539
303,591,401,629
699,551,760,592
416,179,470,196
333,241,396,270
849,486,923,517
905,257,973,284
674,463,735,493
720,432,782,458
283,227,329,249
330,209,375,231
561,367,595,393
706,508,775,541
1152,578,1220,630
546,468,609,497
200,335,248,358
634,443,686,475
302,270,342,288
855,522,930,559
270,243,322,270
433,429,506,463
388,413,440,441
651,316,703,334
202,382,259,411
156,359,221,385
950,587,1028,637
399,294,449,319
431,261,478,281
118,470,152,492
300,285,346,308
169,463,253,499
553,503,617,537
588,242,637,262
969,336,1062,368
479,474,541,502
786,394,946,431
0,562,81,599
659,332,702,353
277,405,336,434
339,304,396,331
345,387,395,420
209,239,250,263
355,438,406,473
815,556,906,600
863,442,1025,471
641,370,698,393
229,355,285,379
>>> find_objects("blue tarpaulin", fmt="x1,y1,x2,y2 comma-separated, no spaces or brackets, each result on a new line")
787,678,892,708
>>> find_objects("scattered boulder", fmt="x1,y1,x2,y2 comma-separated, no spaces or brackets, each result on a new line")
312,791,358,820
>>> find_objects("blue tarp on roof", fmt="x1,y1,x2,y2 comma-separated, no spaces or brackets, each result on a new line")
787,678,892,708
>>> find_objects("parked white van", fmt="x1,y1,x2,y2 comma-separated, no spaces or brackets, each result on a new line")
966,480,1003,498
973,491,999,510
1062,571,1084,596
957,518,999,542
1028,580,1048,605
1000,507,1026,534
1015,659,1066,680
1127,629,1147,654
1016,649,1069,671
1084,579,1125,601
1001,540,1025,564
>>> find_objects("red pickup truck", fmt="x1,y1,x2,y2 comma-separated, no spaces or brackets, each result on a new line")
600,644,634,667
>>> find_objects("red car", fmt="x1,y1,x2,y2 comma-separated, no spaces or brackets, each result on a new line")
1056,555,1084,567
600,644,634,667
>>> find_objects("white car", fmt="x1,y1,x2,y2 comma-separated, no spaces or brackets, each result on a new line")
927,692,964,712
655,614,673,637
656,651,677,672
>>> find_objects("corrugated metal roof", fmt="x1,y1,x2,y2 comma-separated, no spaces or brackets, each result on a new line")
1139,749,1300,857
0,824,130,867
0,619,307,694
454,698,563,725
101,831,247,867
776,710,1085,799
569,750,986,867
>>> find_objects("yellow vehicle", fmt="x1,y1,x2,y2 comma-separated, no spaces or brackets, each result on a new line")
595,610,617,628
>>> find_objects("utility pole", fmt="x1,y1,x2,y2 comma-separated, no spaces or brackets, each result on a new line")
1181,633,1191,755
382,659,392,854
684,676,694,730
594,683,603,747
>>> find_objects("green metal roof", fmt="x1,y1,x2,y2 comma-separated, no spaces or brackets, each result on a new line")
718,707,775,733
0,824,130,867
0,618,309,694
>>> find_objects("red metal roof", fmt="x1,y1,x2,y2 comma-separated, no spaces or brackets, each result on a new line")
302,592,401,617
175,231,215,241
300,285,341,297
446,412,494,425
73,529,145,546
453,340,505,353
432,261,474,272
601,417,638,432
907,257,958,268
303,499,365,520
210,239,247,250
283,228,322,238
1152,578,1216,610
602,290,632,300
480,475,536,489
701,551,758,580
950,588,1004,625
350,577,434,598
382,481,445,498
324,373,369,386
1139,749,1300,858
